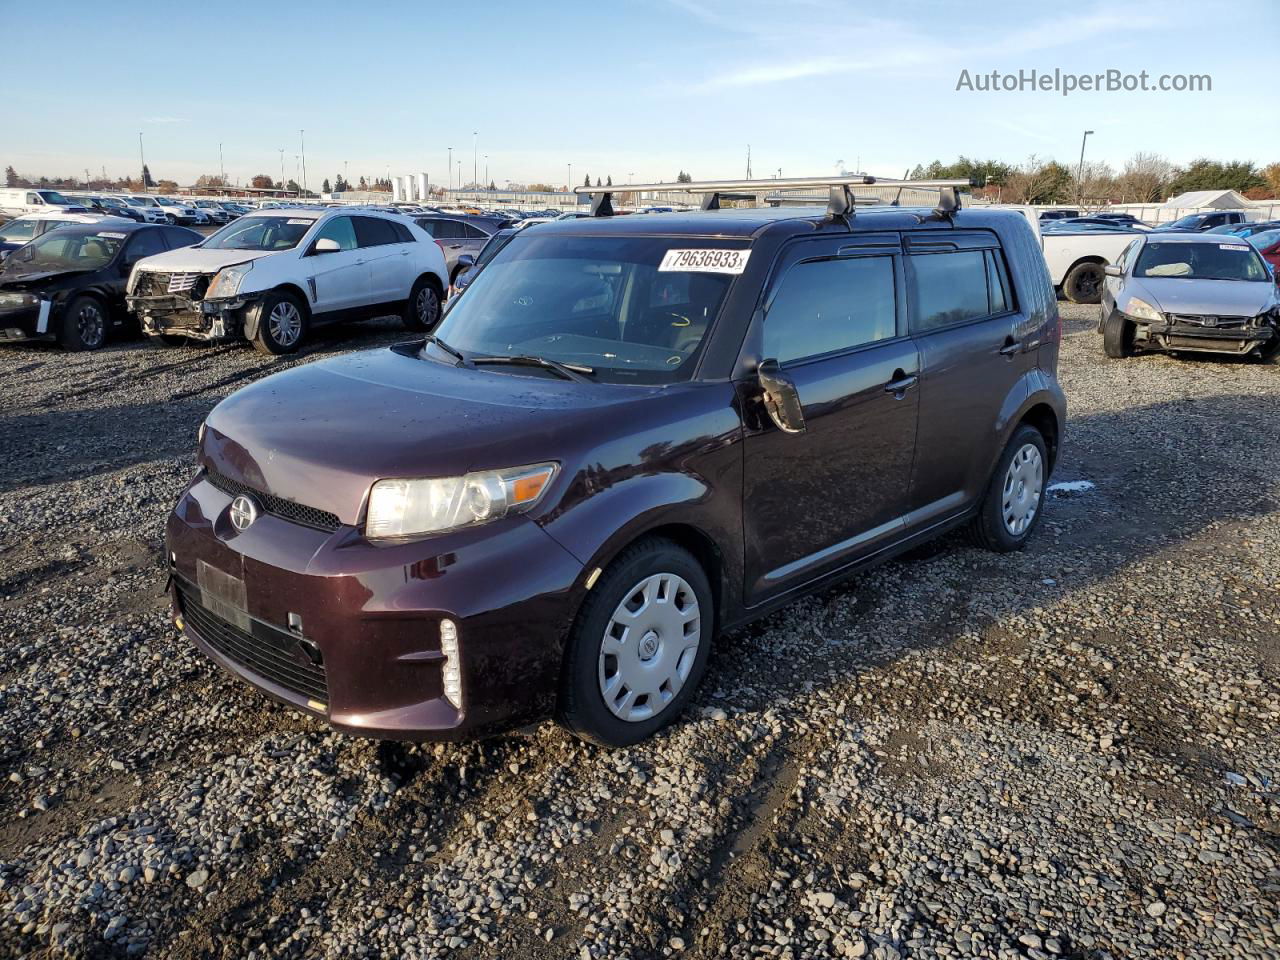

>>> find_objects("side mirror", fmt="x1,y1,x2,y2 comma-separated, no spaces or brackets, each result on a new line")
1103,264,1122,277
757,359,806,434
456,253,475,269
312,237,341,254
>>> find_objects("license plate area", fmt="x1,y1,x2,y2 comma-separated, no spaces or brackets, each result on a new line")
197,560,249,633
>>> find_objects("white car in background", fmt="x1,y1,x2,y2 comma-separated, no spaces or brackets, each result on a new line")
111,195,169,224
126,208,448,354
151,196,204,225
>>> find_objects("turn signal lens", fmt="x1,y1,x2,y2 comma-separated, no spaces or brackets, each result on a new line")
440,619,462,709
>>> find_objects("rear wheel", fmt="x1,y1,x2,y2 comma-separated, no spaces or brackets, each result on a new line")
57,295,107,351
1063,261,1105,304
251,291,308,355
1102,310,1135,358
558,539,713,747
969,424,1048,553
403,276,442,331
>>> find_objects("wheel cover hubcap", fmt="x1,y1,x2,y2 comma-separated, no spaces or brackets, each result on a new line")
269,302,302,346
78,304,104,345
1002,443,1043,536
598,572,701,723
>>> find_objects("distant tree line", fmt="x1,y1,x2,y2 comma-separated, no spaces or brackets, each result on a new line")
909,154,1280,204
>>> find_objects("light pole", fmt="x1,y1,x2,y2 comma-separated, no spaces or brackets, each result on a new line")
568,163,572,192
278,148,285,195
138,132,145,189
447,147,452,190
484,155,488,190
472,131,477,190
299,129,307,197
1076,129,1094,203
456,161,461,193
219,142,225,186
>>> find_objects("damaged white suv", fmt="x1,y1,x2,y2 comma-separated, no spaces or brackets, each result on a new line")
127,208,448,354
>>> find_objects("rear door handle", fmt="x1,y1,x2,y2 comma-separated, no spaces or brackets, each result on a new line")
884,372,918,395
999,337,1021,356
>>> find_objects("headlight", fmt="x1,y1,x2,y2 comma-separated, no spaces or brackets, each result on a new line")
0,292,37,308
1126,298,1163,322
366,462,558,539
207,261,253,299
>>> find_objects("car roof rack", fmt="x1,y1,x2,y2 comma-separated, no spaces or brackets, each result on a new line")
573,175,972,221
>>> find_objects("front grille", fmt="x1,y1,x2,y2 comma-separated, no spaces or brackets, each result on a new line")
1168,313,1250,328
166,273,200,293
177,580,328,703
204,467,342,533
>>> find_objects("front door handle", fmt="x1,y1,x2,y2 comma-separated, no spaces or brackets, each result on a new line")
999,337,1021,356
884,371,918,395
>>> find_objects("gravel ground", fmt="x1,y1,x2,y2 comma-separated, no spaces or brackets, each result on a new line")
0,305,1277,960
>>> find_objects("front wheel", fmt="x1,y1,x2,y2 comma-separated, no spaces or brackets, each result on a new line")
1063,261,1105,304
1102,310,1135,358
403,277,442,331
165,214,178,225
57,295,107,351
251,292,308,355
557,539,713,747
969,424,1048,553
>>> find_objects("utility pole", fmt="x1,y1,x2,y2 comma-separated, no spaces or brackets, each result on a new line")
484,155,488,190
1076,130,1094,203
278,148,285,195
568,163,573,192
472,131,477,190
138,132,146,190
746,144,752,180
219,142,225,185
447,147,453,190
299,129,307,197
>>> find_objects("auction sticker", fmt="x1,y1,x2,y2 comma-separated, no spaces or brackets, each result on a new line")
659,248,751,274
97,232,126,239
288,218,314,225
1218,244,1248,250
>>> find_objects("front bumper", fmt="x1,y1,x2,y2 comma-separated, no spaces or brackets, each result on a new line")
1127,312,1278,355
130,292,256,341
165,468,585,740
0,297,57,342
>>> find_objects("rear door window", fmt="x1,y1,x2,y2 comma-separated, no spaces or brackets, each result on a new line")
764,256,898,364
125,228,167,262
353,216,399,247
462,223,490,240
908,250,992,332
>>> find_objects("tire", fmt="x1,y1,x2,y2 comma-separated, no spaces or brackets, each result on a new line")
165,214,178,225
1102,310,1135,358
557,538,714,748
1063,261,1105,304
969,424,1048,553
57,295,107,351
403,276,442,332
251,291,308,355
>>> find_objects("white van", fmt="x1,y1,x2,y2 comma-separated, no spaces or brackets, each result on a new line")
0,188,89,218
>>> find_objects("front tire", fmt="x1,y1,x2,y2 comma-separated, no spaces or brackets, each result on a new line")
251,291,308,355
403,276,442,332
57,295,107,351
165,214,178,225
1102,310,1135,358
558,539,714,747
1063,261,1105,304
969,424,1048,553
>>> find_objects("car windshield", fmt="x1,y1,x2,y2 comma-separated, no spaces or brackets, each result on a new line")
155,197,179,206
1247,230,1280,249
38,190,72,205
8,229,123,271
433,234,746,384
1166,214,1207,229
202,215,315,251
1135,241,1269,281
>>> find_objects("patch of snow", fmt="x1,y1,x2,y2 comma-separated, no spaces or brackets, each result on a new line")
1048,480,1095,494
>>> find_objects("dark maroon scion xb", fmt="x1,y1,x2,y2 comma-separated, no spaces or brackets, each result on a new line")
167,195,1066,746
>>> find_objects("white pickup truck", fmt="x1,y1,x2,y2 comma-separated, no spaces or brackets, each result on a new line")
1000,206,1143,304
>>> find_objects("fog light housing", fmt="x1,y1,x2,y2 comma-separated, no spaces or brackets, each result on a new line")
440,618,462,709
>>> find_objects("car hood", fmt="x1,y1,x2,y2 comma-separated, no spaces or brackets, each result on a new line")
202,345,668,526
0,266,97,288
1134,277,1278,316
133,246,279,274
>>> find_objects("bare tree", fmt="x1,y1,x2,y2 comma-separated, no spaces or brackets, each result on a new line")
1116,152,1174,203
1077,160,1117,204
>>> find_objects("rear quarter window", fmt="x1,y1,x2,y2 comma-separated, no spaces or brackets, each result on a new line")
908,250,991,332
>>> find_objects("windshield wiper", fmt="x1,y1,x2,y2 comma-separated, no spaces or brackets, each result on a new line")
423,334,469,366
470,354,595,382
